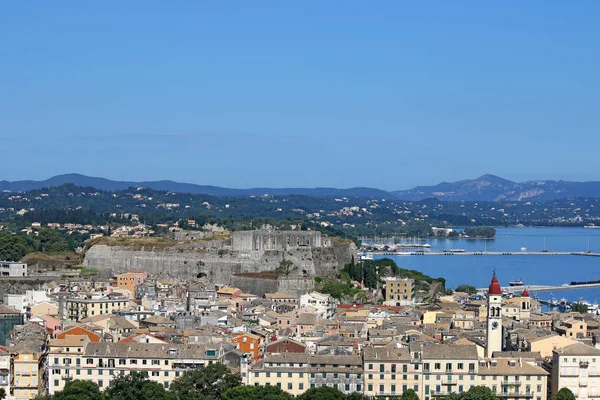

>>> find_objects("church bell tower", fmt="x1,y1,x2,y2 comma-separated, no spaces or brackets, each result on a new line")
486,272,503,357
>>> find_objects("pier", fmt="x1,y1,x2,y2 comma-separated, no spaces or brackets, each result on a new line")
368,251,600,257
476,282,600,294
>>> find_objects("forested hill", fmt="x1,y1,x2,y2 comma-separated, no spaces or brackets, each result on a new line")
5,173,600,201
1,184,600,236
0,174,390,198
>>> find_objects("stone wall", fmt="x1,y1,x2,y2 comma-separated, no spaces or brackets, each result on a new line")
231,230,325,251
83,239,355,287
230,275,315,297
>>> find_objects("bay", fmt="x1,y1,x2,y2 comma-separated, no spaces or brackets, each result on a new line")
374,227,600,305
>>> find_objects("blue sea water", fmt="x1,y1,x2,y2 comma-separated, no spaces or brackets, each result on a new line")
374,227,600,305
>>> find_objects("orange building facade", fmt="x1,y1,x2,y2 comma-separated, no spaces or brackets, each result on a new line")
115,270,148,294
231,332,261,360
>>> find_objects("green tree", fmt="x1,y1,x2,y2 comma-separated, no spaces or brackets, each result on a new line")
276,257,297,276
460,386,498,400
223,385,292,400
170,363,242,400
298,386,347,400
53,380,104,400
104,371,170,400
400,389,420,400
346,393,368,400
552,388,576,400
38,229,65,252
0,233,29,261
455,285,477,295
0,388,6,400
573,302,588,314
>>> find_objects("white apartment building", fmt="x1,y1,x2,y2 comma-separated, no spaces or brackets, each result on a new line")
0,262,27,278
300,292,335,319
552,342,600,399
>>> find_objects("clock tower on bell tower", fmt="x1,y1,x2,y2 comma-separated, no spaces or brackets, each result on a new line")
486,272,503,357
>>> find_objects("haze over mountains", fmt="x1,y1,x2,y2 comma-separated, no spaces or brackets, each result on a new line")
2,173,600,202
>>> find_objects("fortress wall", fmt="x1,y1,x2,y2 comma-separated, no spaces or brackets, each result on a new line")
84,239,355,287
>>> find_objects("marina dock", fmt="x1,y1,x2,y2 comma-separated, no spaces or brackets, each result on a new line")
476,282,600,294
369,251,600,257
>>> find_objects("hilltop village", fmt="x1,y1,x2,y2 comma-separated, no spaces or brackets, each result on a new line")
0,228,597,400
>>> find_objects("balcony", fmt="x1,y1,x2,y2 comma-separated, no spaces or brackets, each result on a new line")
580,382,588,387
581,361,590,368
441,380,457,386
588,393,600,398
494,392,534,399
431,391,454,397
62,374,72,380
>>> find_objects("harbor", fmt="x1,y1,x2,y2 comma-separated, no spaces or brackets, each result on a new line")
366,250,600,257
476,282,600,294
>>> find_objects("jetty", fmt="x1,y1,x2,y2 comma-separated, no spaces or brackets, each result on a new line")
476,282,600,294
369,251,600,257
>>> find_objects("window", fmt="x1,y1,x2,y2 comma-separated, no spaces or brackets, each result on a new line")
288,383,292,390
368,364,373,370
391,384,396,393
380,364,385,372
87,370,92,375
458,363,464,370
119,359,126,365
86,359,94,365
299,383,304,390
435,363,441,370
368,384,373,392
379,385,384,393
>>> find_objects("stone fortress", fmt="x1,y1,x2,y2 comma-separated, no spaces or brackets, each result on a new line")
231,230,330,251
84,228,355,296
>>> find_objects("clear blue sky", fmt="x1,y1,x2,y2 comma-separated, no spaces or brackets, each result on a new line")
1,2,599,190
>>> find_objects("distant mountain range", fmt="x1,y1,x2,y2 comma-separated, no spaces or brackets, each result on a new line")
2,173,600,202
0,174,391,199
392,174,600,201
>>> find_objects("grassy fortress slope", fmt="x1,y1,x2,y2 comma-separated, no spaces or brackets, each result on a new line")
83,230,356,295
